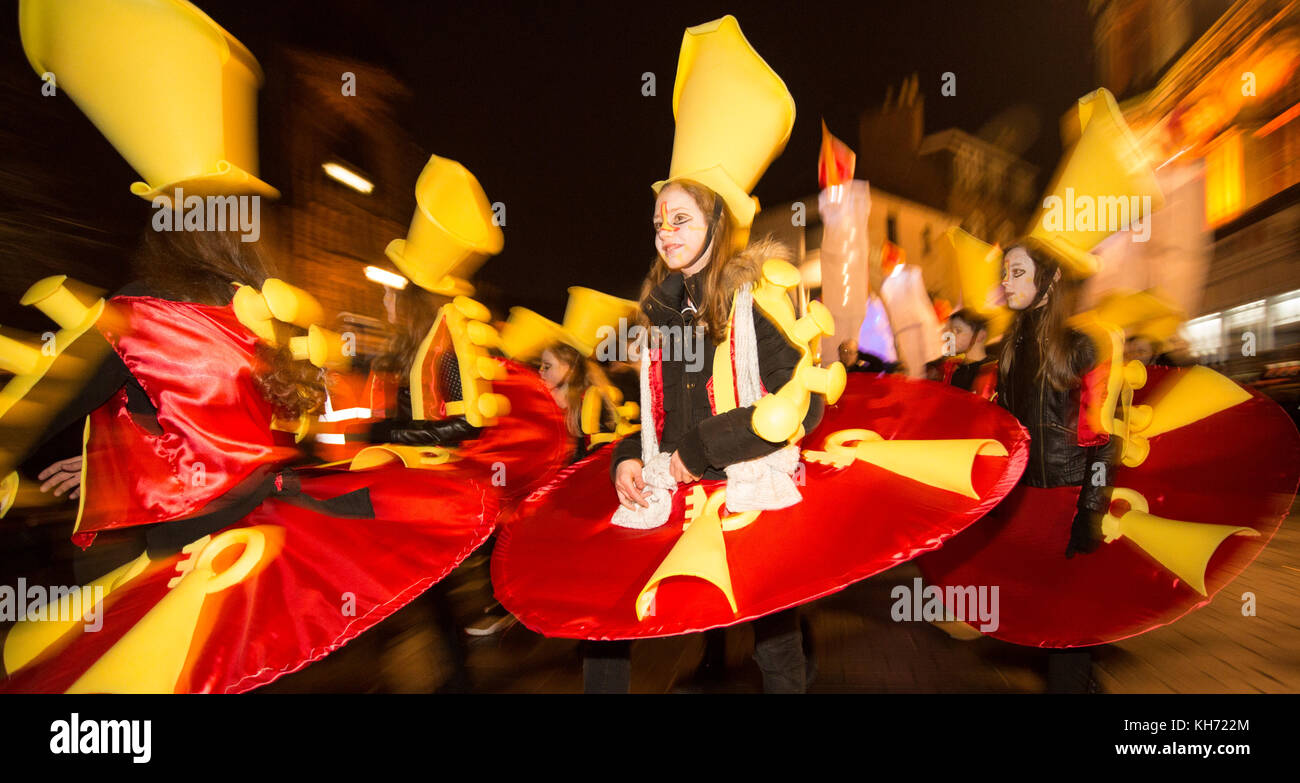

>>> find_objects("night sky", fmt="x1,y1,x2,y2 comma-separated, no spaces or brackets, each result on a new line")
4,0,1096,313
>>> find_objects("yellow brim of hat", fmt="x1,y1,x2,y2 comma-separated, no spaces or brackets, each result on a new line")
388,155,504,294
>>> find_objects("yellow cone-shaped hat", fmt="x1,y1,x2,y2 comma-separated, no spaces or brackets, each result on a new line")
1092,289,1186,343
651,15,795,240
499,287,638,362
386,155,505,296
945,227,1011,339
19,0,279,201
1023,88,1164,278
561,287,639,358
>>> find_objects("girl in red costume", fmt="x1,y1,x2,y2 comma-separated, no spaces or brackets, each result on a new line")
1,225,505,693
597,181,822,693
492,15,1031,693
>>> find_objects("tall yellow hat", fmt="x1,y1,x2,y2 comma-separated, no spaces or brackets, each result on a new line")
19,0,278,201
499,287,638,362
1023,88,1164,278
1092,289,1186,343
651,15,795,243
386,155,505,296
945,227,1011,339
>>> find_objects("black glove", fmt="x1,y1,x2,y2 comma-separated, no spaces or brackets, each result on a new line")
1064,505,1104,559
369,416,481,447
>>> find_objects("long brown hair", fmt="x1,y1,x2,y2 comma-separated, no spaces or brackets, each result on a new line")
638,179,738,343
997,243,1082,392
132,223,325,419
543,341,615,439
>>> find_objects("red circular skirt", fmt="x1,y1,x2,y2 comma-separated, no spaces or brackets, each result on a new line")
492,373,1030,640
920,365,1300,648
1,463,500,693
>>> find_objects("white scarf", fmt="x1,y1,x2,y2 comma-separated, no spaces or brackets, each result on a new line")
611,284,801,529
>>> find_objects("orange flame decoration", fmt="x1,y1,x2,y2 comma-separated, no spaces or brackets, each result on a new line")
818,120,856,189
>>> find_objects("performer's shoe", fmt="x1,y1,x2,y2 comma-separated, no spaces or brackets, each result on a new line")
465,604,517,637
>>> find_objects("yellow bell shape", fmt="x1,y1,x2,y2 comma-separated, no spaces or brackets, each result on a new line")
945,227,1011,339
386,155,504,296
19,0,278,201
651,15,795,236
1092,289,1186,343
498,307,566,363
499,287,637,361
1024,88,1164,278
1134,365,1251,441
561,287,638,358
1102,488,1257,596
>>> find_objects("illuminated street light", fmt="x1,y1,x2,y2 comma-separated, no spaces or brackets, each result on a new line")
364,265,408,289
323,162,374,194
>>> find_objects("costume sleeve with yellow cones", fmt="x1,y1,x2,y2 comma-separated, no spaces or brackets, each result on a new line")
0,277,117,517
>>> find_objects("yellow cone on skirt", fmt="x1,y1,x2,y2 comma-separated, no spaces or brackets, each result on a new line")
19,0,279,201
1023,88,1164,279
651,15,795,247
386,156,505,296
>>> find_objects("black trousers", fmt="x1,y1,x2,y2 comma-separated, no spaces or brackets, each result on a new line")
1046,647,1095,693
582,608,807,693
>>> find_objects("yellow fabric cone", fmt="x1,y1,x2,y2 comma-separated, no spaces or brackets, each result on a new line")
261,279,325,329
1136,366,1252,440
1102,488,1257,596
946,227,1011,338
1024,88,1164,278
66,527,274,693
805,429,1007,499
561,287,638,358
636,489,738,621
349,444,454,470
387,155,504,295
1092,289,1186,343
3,553,151,675
651,15,795,236
19,0,278,201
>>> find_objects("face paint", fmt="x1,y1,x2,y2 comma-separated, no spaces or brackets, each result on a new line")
538,350,570,392
653,186,709,272
1001,247,1039,311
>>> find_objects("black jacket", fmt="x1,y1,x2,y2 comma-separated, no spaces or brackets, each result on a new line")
611,249,824,481
996,307,1120,514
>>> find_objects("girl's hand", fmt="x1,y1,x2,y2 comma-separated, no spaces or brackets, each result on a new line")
38,456,83,500
669,451,700,485
615,459,649,510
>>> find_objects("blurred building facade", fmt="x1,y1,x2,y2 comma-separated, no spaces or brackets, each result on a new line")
754,77,1036,316
260,47,430,359
1091,0,1300,370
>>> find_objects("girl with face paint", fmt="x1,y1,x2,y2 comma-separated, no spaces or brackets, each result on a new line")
985,241,1122,692
590,179,822,695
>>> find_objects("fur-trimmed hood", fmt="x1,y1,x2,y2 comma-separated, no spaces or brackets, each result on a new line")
719,235,793,293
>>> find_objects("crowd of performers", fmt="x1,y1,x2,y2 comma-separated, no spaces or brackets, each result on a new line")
1,5,1297,694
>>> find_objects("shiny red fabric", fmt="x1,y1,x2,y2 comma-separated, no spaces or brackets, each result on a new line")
1,463,498,693
920,365,1300,648
1,300,563,693
452,358,573,508
79,297,299,539
492,373,1029,640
